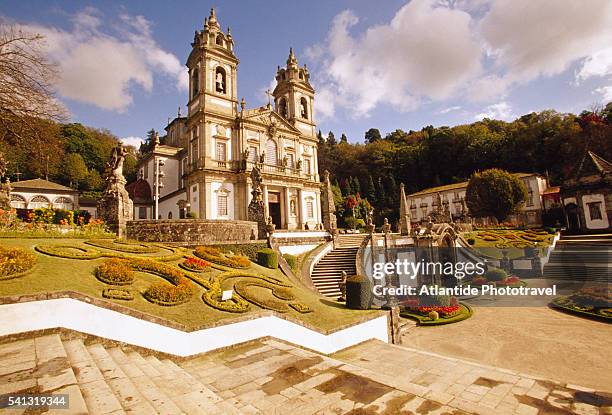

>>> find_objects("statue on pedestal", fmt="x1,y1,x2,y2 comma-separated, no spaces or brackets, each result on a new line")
247,164,267,239
97,143,133,238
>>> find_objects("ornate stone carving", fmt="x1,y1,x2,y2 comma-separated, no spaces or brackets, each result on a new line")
247,164,266,239
320,170,337,233
98,143,133,238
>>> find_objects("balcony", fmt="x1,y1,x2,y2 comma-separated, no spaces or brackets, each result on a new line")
185,158,316,181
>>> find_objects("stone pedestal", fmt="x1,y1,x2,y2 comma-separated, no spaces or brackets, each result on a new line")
248,199,266,239
321,170,337,233
98,177,133,238
0,180,11,210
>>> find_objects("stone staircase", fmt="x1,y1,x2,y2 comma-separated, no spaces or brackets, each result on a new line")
310,234,367,298
1,332,606,414
544,234,611,283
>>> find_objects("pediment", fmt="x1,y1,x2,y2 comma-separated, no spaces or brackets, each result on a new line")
242,108,301,136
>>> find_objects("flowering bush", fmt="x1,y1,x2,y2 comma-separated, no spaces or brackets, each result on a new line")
182,256,212,271
471,276,489,285
95,259,134,285
0,246,36,278
417,305,461,317
194,246,250,269
129,258,194,305
497,275,522,286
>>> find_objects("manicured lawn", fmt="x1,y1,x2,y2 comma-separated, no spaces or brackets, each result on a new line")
0,238,379,332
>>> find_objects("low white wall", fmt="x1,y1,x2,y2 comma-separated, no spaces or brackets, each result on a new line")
278,244,319,256
272,231,329,239
0,299,388,356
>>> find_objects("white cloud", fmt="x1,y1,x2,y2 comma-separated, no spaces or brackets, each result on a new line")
120,136,144,149
474,101,512,121
595,86,612,102
308,0,612,117
310,1,481,118
439,105,461,114
12,8,187,112
475,0,612,99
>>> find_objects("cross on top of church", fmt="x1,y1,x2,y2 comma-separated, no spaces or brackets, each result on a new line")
265,89,273,108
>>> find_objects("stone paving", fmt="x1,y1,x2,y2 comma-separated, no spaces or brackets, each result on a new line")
0,332,610,414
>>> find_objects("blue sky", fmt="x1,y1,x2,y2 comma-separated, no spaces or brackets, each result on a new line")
2,0,612,146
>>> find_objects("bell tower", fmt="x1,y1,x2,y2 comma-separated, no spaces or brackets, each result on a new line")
186,8,239,118
272,48,316,138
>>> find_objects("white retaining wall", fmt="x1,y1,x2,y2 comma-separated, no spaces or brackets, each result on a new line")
0,298,388,356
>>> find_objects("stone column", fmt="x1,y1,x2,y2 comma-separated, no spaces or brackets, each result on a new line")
284,187,291,229
263,185,269,219
297,188,304,230
320,170,337,233
315,191,321,228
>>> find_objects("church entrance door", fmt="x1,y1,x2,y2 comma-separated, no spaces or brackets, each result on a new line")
268,192,282,229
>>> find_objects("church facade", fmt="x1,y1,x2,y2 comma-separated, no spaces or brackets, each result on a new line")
130,9,322,230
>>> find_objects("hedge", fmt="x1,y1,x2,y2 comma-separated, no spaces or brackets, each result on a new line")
234,280,291,313
102,288,134,301
210,242,268,261
282,253,298,271
85,239,158,254
256,248,278,269
128,258,194,305
95,259,135,286
35,244,102,260
289,303,312,313
0,246,36,279
180,256,212,272
194,246,251,269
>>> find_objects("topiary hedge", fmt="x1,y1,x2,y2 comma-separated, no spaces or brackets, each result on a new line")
234,280,291,313
256,248,278,269
128,258,194,305
85,239,159,254
102,288,134,301
485,267,507,282
346,275,373,310
95,259,135,286
210,242,269,261
194,246,250,269
283,253,298,271
0,246,36,279
289,303,312,314
35,244,102,260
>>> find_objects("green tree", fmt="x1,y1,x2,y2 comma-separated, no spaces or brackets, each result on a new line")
376,176,386,206
139,129,158,155
341,177,353,197
327,131,337,146
465,169,528,223
62,153,88,189
340,133,348,143
366,175,377,203
317,129,325,145
365,128,382,143
352,176,361,196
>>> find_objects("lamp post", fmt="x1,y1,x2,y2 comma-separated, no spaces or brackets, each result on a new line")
154,157,166,220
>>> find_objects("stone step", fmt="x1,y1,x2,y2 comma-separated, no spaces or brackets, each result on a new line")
107,347,183,414
85,343,157,414
33,335,89,415
62,339,125,414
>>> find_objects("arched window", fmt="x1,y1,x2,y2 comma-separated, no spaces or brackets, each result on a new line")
10,194,26,209
300,97,308,119
278,98,288,118
53,197,73,210
191,67,199,99
215,66,226,94
265,139,278,165
216,34,223,46
168,212,173,219
29,195,50,209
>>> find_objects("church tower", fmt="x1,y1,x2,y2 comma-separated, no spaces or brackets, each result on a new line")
186,8,239,119
272,48,316,139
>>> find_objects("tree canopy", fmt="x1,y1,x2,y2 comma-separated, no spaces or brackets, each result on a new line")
465,169,528,223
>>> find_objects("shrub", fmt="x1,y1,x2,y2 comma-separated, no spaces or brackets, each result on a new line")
344,217,365,230
289,303,312,313
543,227,556,234
283,254,298,271
256,248,278,269
211,242,268,261
185,211,198,219
346,275,372,310
95,259,135,285
124,257,194,305
86,239,158,254
467,238,475,245
194,246,250,269
485,267,507,282
0,246,36,278
234,280,290,312
36,244,103,259
102,288,134,301
420,293,451,307
428,310,439,320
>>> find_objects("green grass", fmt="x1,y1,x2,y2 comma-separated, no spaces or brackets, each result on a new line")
400,303,473,326
0,238,378,332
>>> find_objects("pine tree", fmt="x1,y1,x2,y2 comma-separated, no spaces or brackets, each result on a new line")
341,177,353,197
352,176,361,195
366,175,377,204
386,174,399,207
317,129,325,145
376,176,386,207
327,131,337,146
340,133,348,143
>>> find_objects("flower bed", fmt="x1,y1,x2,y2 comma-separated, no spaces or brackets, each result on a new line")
95,259,135,286
551,285,612,322
463,228,554,250
0,246,36,279
129,258,194,306
180,256,212,272
194,246,250,269
401,303,473,325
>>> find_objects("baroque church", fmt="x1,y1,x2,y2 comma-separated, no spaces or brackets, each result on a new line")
128,9,322,230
